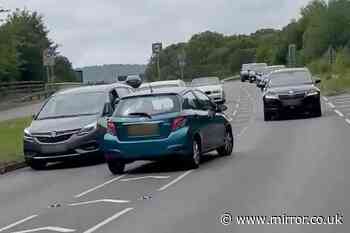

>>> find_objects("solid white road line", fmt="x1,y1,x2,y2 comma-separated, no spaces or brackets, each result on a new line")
334,110,344,117
0,215,38,232
74,175,126,198
120,176,170,182
322,96,328,102
13,227,75,233
69,199,130,207
346,118,350,125
83,208,134,233
158,170,194,191
328,102,335,108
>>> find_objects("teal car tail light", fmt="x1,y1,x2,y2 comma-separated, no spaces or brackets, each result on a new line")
107,120,117,136
171,116,187,131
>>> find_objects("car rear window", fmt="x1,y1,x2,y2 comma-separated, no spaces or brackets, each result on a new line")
114,95,180,117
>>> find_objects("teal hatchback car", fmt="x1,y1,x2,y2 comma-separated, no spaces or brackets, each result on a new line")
102,87,233,174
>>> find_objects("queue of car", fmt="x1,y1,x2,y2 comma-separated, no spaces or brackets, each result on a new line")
240,63,322,121
23,76,233,174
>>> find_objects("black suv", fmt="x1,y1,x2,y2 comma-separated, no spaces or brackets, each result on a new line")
263,68,321,121
23,83,133,169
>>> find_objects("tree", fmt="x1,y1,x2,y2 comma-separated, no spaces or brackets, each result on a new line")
1,9,54,81
54,56,78,82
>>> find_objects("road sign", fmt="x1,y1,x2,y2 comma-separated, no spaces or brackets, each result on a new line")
152,42,162,54
43,48,55,66
288,44,296,67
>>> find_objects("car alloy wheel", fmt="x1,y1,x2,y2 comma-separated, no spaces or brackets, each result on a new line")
217,130,233,156
224,131,233,155
187,139,201,169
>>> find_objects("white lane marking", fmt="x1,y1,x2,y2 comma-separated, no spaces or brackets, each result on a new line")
232,110,237,116
322,96,328,102
74,175,126,198
158,170,193,191
69,199,130,206
235,103,239,108
328,102,335,108
0,215,38,232
346,119,350,125
237,126,248,138
83,208,134,233
13,227,75,233
334,109,344,117
120,176,170,182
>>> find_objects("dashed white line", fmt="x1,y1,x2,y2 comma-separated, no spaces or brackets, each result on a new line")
334,109,344,117
158,170,194,191
232,110,237,116
83,208,134,233
346,118,350,125
322,96,328,102
120,176,170,182
328,102,335,108
236,103,239,108
69,199,130,207
0,215,38,232
13,227,76,233
74,175,126,198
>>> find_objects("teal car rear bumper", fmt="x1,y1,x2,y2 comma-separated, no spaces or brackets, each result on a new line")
102,127,192,161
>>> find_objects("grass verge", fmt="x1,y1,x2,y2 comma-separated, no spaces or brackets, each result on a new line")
0,117,31,164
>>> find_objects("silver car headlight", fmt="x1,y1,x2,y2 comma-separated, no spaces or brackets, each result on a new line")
265,91,279,99
306,89,319,96
77,122,97,136
24,128,34,141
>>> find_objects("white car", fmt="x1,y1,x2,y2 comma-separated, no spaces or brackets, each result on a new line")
137,79,186,91
191,77,225,104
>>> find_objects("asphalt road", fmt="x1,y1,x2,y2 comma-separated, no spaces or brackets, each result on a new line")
0,102,43,122
0,81,348,233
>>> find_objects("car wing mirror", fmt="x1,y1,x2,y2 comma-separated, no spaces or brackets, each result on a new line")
216,104,228,113
103,103,113,117
315,79,321,84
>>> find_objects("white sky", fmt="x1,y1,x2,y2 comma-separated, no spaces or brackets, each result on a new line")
2,0,311,67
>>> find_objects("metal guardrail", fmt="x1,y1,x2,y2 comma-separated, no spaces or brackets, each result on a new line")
0,81,83,103
0,81,46,96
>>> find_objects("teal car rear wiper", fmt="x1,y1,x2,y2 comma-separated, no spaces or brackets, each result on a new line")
128,112,152,119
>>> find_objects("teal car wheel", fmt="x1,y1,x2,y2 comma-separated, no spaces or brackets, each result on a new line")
108,160,125,175
187,138,201,169
217,129,233,156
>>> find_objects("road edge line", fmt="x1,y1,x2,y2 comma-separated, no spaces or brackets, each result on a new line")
158,170,193,191
0,215,38,232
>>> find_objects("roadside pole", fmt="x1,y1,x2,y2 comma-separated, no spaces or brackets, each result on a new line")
152,42,162,80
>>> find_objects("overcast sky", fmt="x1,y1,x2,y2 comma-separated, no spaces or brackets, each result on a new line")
2,0,311,67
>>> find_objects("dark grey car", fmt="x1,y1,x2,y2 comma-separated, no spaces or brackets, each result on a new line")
23,83,133,170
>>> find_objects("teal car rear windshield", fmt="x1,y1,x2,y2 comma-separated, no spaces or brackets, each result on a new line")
114,95,181,117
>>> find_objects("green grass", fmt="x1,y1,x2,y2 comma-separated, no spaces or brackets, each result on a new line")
319,72,350,96
0,117,32,163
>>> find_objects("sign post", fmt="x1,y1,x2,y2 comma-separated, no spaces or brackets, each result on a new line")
177,50,186,80
152,42,162,80
43,48,56,83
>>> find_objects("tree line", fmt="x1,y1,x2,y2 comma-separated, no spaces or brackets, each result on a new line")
0,8,77,83
145,0,350,82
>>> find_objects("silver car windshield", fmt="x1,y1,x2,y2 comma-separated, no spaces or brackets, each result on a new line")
37,92,106,120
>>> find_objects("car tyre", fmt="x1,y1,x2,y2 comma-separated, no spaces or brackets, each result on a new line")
187,139,201,169
264,109,273,121
217,129,234,156
312,101,322,117
26,159,46,170
107,160,125,175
